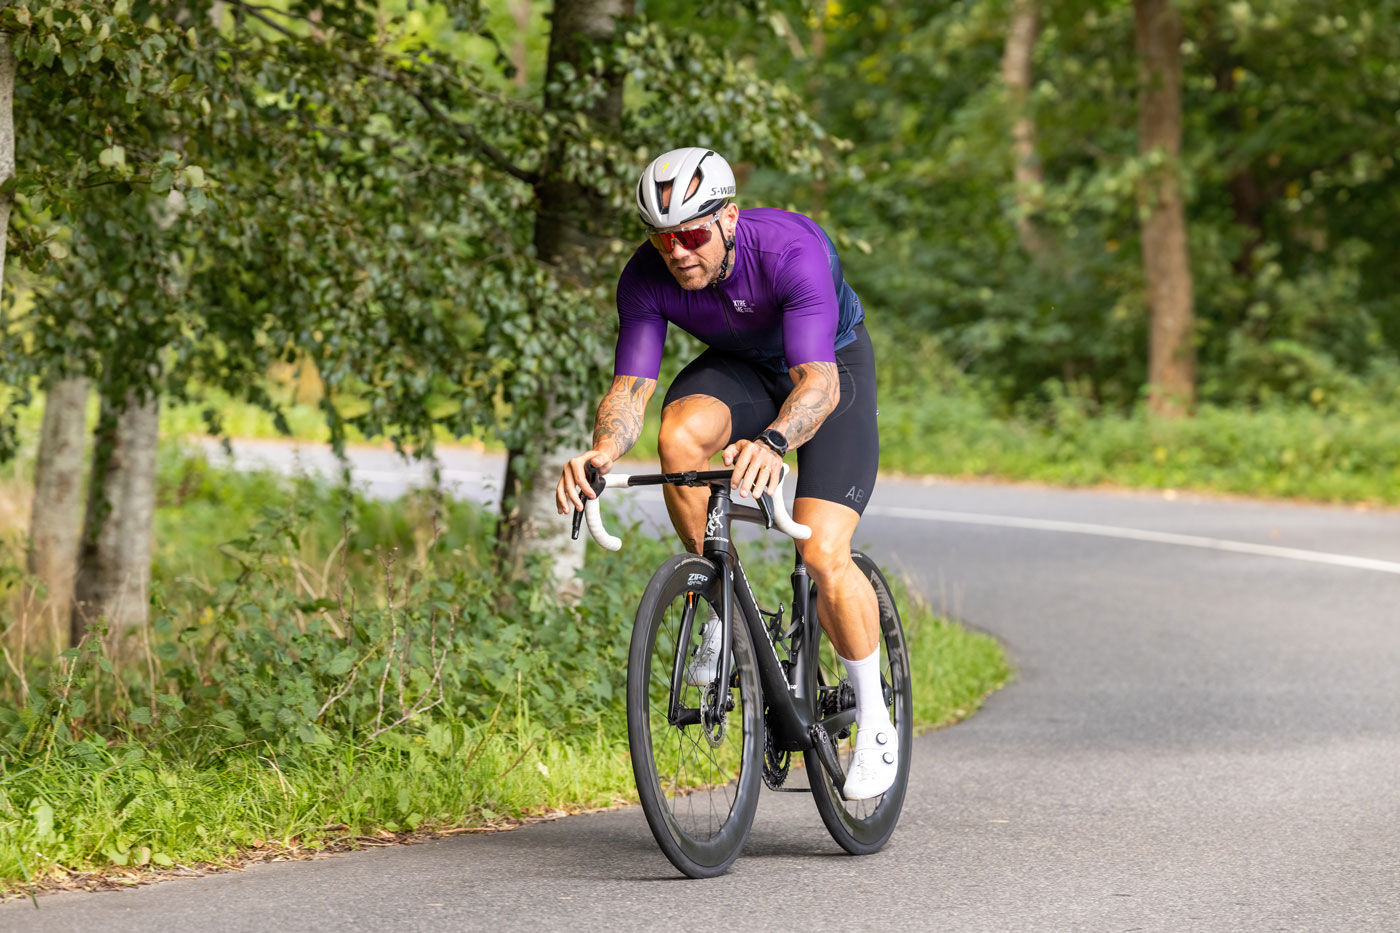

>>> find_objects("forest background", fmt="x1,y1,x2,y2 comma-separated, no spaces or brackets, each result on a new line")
0,0,1396,892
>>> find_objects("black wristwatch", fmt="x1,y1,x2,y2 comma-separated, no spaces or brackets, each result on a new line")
754,428,789,457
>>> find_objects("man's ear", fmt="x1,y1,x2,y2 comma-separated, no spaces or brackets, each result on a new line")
724,202,740,232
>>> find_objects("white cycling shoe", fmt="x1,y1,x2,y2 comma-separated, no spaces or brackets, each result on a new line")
842,718,899,799
683,609,724,687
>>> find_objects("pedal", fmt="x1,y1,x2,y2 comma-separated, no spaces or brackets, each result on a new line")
807,722,847,800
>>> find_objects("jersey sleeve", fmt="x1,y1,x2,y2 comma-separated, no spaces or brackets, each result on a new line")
614,250,667,381
774,233,840,369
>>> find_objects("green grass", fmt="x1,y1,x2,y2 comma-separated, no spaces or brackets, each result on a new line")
0,607,1006,894
0,454,1009,895
14,320,1397,508
870,329,1400,505
876,392,1400,505
150,385,1400,507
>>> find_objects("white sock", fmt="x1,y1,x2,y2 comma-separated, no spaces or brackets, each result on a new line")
838,646,891,738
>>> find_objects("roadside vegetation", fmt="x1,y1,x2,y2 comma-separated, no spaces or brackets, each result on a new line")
4,0,1399,904
62,341,1400,508
0,452,1009,896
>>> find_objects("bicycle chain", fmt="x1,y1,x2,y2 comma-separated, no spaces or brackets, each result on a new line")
762,706,791,789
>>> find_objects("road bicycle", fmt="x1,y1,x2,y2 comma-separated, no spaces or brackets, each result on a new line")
572,462,912,878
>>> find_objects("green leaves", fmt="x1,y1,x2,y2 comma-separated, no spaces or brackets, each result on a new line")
97,145,125,169
1,0,845,481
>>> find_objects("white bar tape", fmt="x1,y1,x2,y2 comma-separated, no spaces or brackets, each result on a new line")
770,464,811,540
580,466,810,550
583,497,621,551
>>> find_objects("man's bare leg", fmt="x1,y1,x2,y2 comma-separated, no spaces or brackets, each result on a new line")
793,497,879,658
794,496,893,798
657,395,731,554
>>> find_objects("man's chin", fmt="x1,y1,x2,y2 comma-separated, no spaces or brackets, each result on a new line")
669,266,711,290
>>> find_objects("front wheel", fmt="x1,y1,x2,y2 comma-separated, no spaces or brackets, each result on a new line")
804,551,913,855
627,554,763,878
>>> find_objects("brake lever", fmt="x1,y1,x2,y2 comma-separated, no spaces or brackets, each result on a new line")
570,462,608,541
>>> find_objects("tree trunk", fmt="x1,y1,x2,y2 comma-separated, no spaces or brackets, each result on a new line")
497,0,631,584
27,376,90,638
71,389,160,653
1002,0,1048,259
1134,0,1196,416
512,0,531,88
0,32,14,284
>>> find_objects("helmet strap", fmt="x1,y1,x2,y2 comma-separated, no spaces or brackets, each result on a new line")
711,217,737,287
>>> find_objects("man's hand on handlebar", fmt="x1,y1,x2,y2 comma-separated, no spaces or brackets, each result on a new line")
722,439,783,500
557,449,615,515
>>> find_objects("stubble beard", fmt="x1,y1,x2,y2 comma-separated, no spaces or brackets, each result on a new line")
670,259,718,291
669,250,729,291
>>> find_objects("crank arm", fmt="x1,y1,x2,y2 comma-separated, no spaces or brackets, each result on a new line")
808,722,847,800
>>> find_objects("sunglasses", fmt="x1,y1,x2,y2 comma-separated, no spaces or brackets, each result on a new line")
647,212,725,253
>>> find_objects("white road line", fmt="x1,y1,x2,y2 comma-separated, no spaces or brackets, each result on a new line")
866,505,1400,576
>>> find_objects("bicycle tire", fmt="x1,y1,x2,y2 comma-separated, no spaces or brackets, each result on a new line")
804,551,913,855
627,553,763,878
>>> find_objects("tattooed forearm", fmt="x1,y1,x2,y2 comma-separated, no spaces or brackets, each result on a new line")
593,376,656,459
771,362,839,449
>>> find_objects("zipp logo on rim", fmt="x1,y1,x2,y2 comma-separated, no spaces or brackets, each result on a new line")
687,573,707,587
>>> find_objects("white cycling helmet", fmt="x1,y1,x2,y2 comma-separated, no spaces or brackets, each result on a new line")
635,147,737,229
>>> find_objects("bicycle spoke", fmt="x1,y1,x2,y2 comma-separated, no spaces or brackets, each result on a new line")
642,588,749,843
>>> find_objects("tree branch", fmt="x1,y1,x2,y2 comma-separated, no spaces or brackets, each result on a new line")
234,3,300,42
226,0,540,186
398,82,540,185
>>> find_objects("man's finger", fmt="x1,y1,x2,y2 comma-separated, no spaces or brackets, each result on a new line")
755,463,772,498
564,473,586,512
570,458,598,499
739,449,767,498
730,442,755,488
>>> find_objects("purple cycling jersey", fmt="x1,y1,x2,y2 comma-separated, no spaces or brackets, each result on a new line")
614,207,865,380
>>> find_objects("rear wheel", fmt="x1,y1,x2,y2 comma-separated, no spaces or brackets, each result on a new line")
804,551,912,854
627,554,763,878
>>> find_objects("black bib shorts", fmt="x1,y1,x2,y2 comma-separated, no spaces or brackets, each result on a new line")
662,323,879,515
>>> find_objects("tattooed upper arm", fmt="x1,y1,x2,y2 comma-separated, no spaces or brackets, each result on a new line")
593,375,657,459
772,361,839,450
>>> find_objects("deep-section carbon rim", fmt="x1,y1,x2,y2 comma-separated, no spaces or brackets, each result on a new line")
628,555,762,878
805,551,913,854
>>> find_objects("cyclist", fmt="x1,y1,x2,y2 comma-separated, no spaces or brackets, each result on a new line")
555,147,894,799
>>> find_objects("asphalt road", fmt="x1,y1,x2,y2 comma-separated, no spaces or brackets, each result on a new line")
9,442,1400,932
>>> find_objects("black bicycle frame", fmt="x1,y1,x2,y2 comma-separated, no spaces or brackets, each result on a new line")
625,469,849,780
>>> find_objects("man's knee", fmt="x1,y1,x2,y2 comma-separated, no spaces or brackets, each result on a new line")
658,398,729,467
802,534,853,586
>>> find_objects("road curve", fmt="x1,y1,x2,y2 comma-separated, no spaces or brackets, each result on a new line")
8,443,1400,932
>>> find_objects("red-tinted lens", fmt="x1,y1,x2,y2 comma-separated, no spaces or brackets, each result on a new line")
648,225,714,253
